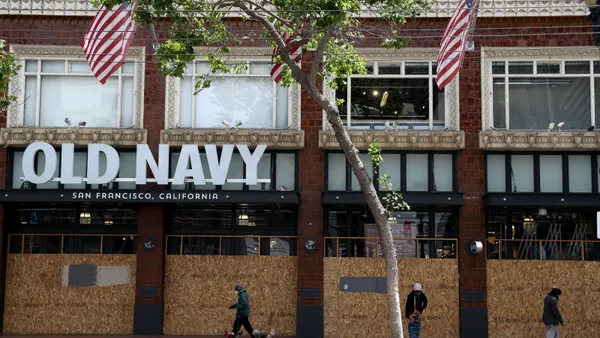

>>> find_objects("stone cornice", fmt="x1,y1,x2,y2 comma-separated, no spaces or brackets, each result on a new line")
160,129,305,149
318,130,465,150
480,130,600,150
0,0,589,17
0,127,147,147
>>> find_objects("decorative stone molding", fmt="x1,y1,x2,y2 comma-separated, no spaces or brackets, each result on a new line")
323,48,460,132
318,130,465,150
164,47,301,131
0,127,147,146
0,0,590,17
160,129,305,148
7,45,146,129
481,47,600,131
480,130,600,150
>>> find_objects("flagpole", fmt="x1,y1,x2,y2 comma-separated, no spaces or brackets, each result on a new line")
466,0,481,51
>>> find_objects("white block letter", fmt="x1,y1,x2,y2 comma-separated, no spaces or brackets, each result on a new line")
136,144,169,185
59,144,82,184
173,144,205,185
87,144,120,184
205,144,233,185
237,144,267,185
22,142,57,184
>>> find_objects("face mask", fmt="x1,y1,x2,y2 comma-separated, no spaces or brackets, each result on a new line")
235,291,238,294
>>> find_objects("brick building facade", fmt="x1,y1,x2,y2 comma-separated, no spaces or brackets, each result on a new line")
1,1,599,337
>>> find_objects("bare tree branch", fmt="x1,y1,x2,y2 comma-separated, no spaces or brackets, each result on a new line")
245,0,291,27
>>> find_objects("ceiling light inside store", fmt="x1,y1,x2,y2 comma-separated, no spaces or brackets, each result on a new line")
538,207,548,216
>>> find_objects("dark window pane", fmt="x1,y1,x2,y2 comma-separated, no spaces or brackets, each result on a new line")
508,61,533,74
181,236,220,255
378,64,401,75
221,237,259,256
565,61,590,74
63,236,101,254
404,62,429,75
508,77,590,130
78,207,137,233
537,62,560,74
171,208,232,233
22,235,62,254
102,235,136,254
492,62,505,74
166,236,182,255
9,235,23,254
260,237,297,256
236,208,296,227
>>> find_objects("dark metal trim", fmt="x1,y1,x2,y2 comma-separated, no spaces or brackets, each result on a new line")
484,192,600,207
323,191,465,206
0,189,300,205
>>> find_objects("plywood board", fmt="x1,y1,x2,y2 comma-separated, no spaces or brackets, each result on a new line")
488,260,600,338
164,256,297,336
3,254,136,334
324,258,459,338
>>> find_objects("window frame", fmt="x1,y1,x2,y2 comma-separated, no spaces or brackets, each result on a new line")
324,150,458,193
322,48,460,131
7,45,146,129
481,46,600,131
484,151,600,194
164,47,301,130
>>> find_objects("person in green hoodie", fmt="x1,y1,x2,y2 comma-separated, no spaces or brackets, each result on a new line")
228,284,254,337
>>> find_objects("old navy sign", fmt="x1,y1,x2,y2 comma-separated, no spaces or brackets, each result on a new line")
20,142,269,186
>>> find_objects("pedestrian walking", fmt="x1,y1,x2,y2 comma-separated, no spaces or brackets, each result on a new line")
227,284,274,338
405,283,428,338
542,288,564,338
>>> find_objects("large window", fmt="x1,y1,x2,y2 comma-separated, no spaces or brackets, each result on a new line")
335,61,446,130
10,149,136,190
325,207,457,258
326,151,456,192
9,46,145,129
487,58,600,130
486,209,600,261
485,152,598,193
166,205,298,256
169,149,297,191
7,205,137,254
168,54,300,130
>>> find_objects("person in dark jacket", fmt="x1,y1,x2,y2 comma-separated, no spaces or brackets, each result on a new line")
405,283,428,338
542,288,564,338
228,284,254,337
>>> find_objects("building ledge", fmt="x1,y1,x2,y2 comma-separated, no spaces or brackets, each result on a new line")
0,127,147,147
480,130,600,151
318,130,465,150
160,129,305,148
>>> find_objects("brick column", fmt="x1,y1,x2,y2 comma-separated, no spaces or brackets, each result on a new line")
296,51,325,338
132,26,167,335
457,56,488,338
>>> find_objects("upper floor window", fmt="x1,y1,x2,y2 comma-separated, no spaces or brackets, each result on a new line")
8,45,145,129
165,48,301,130
326,150,456,192
482,47,600,131
333,59,454,131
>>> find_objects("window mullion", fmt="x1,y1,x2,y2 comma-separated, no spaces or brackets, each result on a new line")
117,70,123,128
272,75,277,129
591,61,596,128
504,73,510,130
35,59,42,127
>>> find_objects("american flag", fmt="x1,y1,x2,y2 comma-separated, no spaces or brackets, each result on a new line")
270,25,302,83
81,1,138,84
435,0,478,90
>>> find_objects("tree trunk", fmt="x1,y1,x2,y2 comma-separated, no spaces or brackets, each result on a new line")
302,82,404,338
